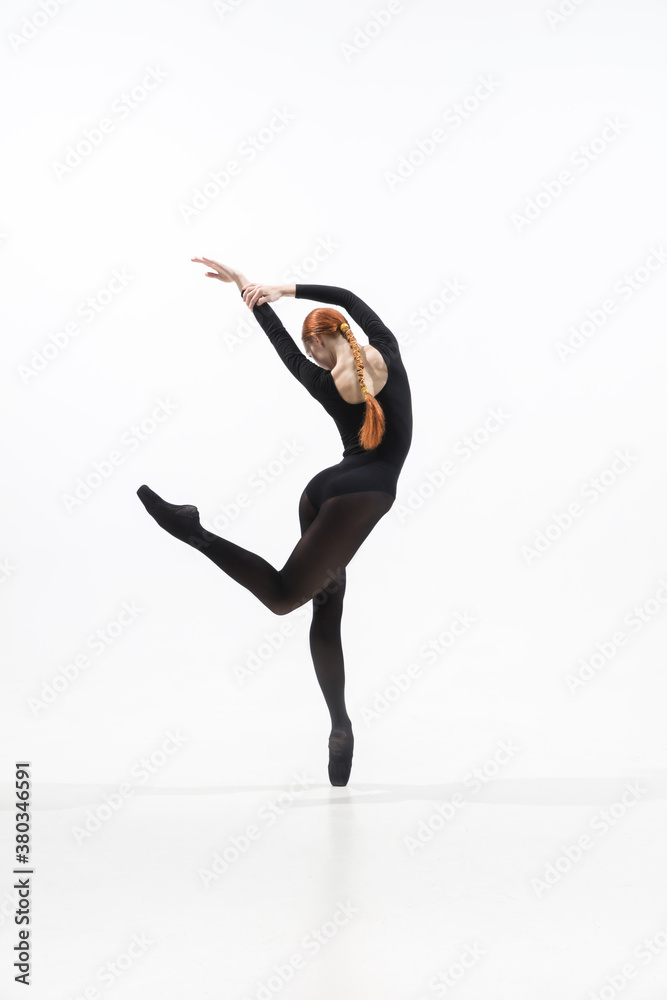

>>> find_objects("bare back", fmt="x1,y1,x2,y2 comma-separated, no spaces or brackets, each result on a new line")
330,345,388,404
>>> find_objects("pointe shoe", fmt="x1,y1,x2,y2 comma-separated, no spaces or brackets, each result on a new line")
328,728,354,787
136,484,204,545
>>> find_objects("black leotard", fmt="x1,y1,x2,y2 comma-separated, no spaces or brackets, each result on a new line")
242,283,413,510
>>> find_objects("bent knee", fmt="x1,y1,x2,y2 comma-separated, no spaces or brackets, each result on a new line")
269,592,307,616
270,599,296,617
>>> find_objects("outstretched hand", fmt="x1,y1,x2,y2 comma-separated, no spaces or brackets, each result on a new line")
191,257,241,283
190,257,281,310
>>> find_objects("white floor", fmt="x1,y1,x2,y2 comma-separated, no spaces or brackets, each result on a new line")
2,689,667,999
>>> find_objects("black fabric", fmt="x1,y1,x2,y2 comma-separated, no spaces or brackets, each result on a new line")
137,284,412,786
136,482,391,786
241,283,413,503
136,484,393,616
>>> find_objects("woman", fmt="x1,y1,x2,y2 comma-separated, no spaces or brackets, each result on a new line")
137,257,413,785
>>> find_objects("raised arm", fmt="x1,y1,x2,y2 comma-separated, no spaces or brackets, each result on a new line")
291,283,400,358
238,286,331,399
190,258,331,400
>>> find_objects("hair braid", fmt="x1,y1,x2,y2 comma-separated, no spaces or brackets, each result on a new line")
339,321,386,450
340,322,368,396
301,307,387,450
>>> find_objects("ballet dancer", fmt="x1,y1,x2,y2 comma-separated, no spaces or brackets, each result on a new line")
137,257,413,785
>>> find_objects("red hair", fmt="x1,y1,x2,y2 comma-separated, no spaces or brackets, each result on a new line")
302,308,385,450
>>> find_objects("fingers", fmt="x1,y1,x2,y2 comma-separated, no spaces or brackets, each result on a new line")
192,257,217,279
192,256,218,273
191,256,229,275
240,284,269,310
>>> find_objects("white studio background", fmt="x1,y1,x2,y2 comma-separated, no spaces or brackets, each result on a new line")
2,0,667,998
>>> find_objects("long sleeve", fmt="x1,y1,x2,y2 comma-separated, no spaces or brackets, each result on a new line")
240,288,332,399
294,284,400,359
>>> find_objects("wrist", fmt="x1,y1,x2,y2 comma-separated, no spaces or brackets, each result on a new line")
279,284,296,297
235,274,250,292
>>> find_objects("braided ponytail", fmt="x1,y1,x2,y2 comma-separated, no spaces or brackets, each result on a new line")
339,321,386,450
301,307,387,451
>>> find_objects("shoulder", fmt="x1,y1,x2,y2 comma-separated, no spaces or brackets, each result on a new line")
363,344,388,367
306,366,338,400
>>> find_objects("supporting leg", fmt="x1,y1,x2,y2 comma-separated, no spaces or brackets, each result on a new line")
298,493,354,786
309,568,349,730
310,568,356,785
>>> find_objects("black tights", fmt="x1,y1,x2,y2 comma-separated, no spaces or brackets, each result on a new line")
136,484,394,729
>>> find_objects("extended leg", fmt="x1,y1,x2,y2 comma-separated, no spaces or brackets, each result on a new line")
137,484,393,616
